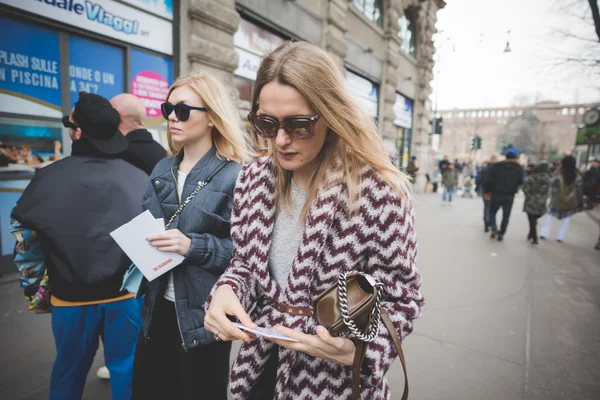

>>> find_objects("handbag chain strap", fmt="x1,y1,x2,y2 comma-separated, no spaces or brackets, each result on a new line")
165,160,230,230
337,270,383,342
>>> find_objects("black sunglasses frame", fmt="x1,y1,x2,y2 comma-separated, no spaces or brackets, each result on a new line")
247,110,320,140
161,102,208,122
62,116,78,130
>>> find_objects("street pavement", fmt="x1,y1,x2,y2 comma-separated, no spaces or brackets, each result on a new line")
1,192,599,400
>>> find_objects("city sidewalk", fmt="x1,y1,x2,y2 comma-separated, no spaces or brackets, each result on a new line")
0,193,598,400
395,192,600,400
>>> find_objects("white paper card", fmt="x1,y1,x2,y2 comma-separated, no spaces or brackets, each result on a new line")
232,322,298,342
110,210,184,281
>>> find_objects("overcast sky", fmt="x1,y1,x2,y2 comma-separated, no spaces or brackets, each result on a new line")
432,0,600,110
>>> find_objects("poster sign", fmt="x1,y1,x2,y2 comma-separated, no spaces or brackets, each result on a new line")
2,0,173,55
0,16,61,118
119,0,173,20
131,71,169,118
69,36,124,106
234,19,285,81
346,70,379,118
130,49,172,118
393,93,413,129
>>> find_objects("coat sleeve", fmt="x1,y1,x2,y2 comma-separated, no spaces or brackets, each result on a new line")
361,188,424,382
204,167,260,311
483,166,495,193
183,228,233,276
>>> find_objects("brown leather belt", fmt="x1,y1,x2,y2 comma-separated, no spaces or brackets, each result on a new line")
269,300,314,316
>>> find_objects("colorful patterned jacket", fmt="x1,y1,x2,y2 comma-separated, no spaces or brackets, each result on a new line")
205,157,423,400
10,219,50,313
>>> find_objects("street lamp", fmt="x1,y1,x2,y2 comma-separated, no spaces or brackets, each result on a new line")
503,30,512,53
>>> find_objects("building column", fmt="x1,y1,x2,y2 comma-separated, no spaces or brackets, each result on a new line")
379,2,403,158
413,0,444,171
180,0,240,99
323,0,349,72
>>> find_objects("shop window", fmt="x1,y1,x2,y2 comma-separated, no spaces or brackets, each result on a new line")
484,111,489,118
353,0,384,28
491,111,496,117
398,9,417,58
0,117,63,170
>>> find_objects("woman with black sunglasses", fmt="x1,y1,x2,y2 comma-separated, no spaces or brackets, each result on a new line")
131,72,251,400
204,42,423,399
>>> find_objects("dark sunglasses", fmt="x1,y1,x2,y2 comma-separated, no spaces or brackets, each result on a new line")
62,116,78,130
161,102,208,121
248,110,320,140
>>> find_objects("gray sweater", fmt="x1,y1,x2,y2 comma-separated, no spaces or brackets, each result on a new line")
268,180,307,291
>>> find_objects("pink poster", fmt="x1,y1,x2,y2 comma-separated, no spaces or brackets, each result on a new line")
131,71,170,117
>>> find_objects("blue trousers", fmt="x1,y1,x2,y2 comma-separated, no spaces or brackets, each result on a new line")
50,297,143,400
442,186,454,202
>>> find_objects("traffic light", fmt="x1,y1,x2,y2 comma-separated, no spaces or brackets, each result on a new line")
468,136,475,151
433,117,443,135
475,136,482,150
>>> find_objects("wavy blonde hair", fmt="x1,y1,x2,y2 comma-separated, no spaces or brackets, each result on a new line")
252,42,411,219
166,72,251,163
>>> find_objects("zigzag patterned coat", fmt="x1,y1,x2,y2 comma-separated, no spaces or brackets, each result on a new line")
206,156,424,399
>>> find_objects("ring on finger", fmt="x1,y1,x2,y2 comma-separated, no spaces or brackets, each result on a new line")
214,331,222,341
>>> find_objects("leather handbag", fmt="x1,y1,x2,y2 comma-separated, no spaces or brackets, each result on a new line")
314,271,409,400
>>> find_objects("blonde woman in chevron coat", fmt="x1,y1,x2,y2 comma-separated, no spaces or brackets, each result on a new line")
204,42,424,400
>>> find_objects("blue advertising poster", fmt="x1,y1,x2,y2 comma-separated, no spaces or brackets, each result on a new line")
130,49,172,118
69,36,124,106
0,16,61,117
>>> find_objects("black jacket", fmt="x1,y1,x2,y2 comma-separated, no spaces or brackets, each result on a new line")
121,129,167,174
484,160,524,195
11,139,148,301
140,147,242,349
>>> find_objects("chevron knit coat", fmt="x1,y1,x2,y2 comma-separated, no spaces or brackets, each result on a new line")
206,156,424,400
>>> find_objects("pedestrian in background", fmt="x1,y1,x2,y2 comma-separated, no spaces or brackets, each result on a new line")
131,72,250,400
539,155,584,243
484,147,523,241
11,92,147,400
432,167,441,193
439,155,450,171
204,41,422,400
407,155,419,184
111,93,167,174
480,156,498,231
442,163,458,204
522,161,550,245
582,157,599,208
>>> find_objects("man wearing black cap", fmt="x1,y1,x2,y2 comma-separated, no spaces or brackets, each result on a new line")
11,92,147,400
484,146,524,241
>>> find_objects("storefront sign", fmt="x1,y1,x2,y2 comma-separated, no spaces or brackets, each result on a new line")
0,16,61,117
393,93,413,129
346,70,379,118
120,0,173,20
234,19,285,81
2,0,173,55
130,50,172,118
69,36,124,105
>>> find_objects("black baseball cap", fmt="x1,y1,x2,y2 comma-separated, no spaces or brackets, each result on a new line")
72,91,127,155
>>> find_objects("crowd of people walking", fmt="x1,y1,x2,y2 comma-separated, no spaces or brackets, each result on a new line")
430,147,600,250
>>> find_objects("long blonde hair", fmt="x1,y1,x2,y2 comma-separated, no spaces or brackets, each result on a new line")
251,41,411,219
166,72,251,163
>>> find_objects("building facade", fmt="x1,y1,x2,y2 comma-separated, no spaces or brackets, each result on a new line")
437,101,600,163
0,0,444,257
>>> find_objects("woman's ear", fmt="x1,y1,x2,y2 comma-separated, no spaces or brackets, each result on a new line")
208,118,215,127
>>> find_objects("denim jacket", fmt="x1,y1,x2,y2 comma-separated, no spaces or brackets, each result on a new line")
141,146,241,349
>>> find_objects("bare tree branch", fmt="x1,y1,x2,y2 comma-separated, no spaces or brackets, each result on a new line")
588,0,600,41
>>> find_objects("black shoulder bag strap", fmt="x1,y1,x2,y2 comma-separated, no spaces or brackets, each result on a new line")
165,160,230,229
